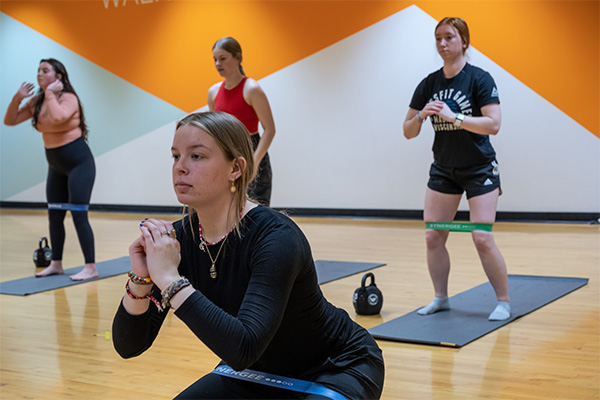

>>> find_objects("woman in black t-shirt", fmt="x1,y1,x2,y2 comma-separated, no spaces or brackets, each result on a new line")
112,111,384,399
403,17,510,321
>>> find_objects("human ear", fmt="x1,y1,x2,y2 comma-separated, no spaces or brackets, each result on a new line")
231,157,247,180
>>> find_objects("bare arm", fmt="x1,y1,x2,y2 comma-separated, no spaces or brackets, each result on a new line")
42,81,79,125
4,83,35,126
403,99,442,139
403,108,423,139
436,101,501,135
207,82,220,111
404,101,501,139
245,79,275,166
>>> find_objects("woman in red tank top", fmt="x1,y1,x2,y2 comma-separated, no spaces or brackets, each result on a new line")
207,37,276,206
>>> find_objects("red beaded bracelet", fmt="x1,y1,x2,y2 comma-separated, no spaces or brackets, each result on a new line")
128,271,153,285
125,279,163,312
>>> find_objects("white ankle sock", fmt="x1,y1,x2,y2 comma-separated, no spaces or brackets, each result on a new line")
417,297,450,315
488,301,511,321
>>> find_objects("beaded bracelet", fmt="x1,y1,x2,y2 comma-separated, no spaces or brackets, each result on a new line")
128,271,153,285
160,277,191,310
125,279,163,312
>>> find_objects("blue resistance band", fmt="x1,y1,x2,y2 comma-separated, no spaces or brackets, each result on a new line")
48,203,89,211
211,365,349,400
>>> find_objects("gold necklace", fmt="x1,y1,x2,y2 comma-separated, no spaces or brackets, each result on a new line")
202,236,227,279
198,208,244,279
199,225,233,279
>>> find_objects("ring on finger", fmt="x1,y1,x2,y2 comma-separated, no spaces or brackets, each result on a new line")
161,229,177,239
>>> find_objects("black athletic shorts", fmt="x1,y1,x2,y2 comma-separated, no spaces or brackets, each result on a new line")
427,160,501,199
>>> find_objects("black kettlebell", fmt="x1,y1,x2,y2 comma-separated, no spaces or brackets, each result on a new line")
353,272,383,315
33,237,52,268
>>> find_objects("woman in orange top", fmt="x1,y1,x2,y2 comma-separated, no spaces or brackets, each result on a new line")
208,37,276,206
4,58,97,281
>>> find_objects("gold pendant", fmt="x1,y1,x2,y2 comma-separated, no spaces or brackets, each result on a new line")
210,264,217,279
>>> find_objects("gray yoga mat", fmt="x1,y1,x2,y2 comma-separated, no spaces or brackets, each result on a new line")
0,258,384,296
314,260,385,284
0,256,130,296
369,275,588,347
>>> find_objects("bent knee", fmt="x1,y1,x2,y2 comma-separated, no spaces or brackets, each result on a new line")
425,229,448,249
471,230,496,252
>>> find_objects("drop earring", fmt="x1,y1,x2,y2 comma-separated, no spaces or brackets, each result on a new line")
230,181,237,193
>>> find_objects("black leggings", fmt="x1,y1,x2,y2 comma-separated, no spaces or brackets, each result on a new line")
249,133,272,207
45,137,96,263
174,328,384,400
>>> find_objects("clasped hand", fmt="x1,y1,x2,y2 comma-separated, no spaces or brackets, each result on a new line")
420,100,456,122
129,218,181,291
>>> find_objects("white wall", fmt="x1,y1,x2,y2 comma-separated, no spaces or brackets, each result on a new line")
2,6,599,213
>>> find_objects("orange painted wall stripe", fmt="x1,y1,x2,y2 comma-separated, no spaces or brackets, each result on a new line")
0,0,409,111
1,0,598,137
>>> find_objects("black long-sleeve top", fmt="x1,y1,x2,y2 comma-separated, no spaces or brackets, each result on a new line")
112,206,360,378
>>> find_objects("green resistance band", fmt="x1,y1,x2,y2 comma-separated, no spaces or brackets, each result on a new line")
426,222,493,232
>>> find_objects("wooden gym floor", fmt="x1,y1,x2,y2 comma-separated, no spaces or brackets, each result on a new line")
0,208,598,399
